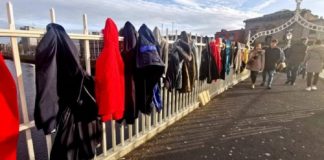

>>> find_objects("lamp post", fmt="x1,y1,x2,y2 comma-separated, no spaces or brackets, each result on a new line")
286,29,293,48
295,0,302,11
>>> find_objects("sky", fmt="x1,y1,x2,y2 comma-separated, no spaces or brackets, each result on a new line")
0,0,324,36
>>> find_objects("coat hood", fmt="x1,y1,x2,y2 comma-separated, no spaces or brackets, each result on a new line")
102,18,119,47
153,27,162,45
179,31,189,43
137,24,165,68
122,21,137,53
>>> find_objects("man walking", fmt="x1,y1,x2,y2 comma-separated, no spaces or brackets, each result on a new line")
261,39,282,89
285,38,308,86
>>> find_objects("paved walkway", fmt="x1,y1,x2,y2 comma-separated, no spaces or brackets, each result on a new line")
124,73,324,160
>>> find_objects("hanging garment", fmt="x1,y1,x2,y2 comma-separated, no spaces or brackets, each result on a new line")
179,31,196,92
119,21,138,124
96,18,125,122
220,40,227,80
191,40,200,80
153,27,169,75
209,38,223,79
240,46,249,72
0,54,19,160
166,32,196,92
34,23,101,160
136,24,165,114
231,42,240,73
225,40,232,75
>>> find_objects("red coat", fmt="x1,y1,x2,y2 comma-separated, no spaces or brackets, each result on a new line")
0,54,19,160
210,38,222,76
95,18,125,122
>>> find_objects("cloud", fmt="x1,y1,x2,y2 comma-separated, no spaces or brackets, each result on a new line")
0,0,261,36
252,0,277,11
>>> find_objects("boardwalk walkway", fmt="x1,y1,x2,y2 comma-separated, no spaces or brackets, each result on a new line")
124,73,324,160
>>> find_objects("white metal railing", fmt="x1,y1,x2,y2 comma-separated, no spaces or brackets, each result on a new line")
0,2,249,160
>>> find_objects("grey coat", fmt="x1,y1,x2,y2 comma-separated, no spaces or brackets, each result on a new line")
153,27,169,75
304,45,324,73
246,49,265,72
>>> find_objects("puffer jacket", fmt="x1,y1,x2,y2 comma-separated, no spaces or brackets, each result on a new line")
304,45,324,73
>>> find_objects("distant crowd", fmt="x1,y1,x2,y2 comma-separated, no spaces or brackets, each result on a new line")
246,38,324,91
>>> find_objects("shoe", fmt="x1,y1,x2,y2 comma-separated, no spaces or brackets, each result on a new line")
305,87,312,91
312,86,318,90
260,82,265,86
285,80,290,85
267,86,272,89
251,84,255,89
290,82,296,86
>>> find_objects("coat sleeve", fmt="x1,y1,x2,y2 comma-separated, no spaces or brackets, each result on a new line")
34,30,59,134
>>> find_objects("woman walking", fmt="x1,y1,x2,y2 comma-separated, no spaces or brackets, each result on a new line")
246,43,265,89
304,40,324,91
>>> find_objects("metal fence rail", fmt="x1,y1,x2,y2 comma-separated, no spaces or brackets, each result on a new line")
0,2,249,160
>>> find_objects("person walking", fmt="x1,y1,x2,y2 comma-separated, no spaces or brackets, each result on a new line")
285,38,308,86
303,39,324,91
261,39,282,89
246,43,265,89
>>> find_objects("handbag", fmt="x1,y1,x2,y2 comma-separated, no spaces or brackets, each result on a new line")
276,62,287,72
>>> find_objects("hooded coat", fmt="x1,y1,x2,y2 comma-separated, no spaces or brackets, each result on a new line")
166,31,196,92
119,21,138,124
179,31,196,92
0,54,19,160
95,18,125,122
210,38,223,78
136,24,165,114
153,27,169,75
34,23,101,160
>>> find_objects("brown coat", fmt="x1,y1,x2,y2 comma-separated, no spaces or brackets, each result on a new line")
246,49,265,72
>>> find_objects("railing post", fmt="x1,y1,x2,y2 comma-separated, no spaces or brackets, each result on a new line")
111,120,117,151
83,14,91,74
7,2,35,160
50,8,56,23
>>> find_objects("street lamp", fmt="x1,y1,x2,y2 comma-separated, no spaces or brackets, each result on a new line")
286,29,293,48
295,0,302,11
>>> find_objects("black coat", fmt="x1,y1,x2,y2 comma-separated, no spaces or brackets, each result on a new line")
136,24,165,114
285,42,308,66
34,23,101,160
120,21,138,124
264,47,281,70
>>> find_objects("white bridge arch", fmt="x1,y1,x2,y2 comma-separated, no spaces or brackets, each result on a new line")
247,0,324,46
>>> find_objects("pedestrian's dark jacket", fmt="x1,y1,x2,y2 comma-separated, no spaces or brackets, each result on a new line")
136,24,165,114
285,42,308,66
34,23,101,160
120,21,138,124
264,47,281,70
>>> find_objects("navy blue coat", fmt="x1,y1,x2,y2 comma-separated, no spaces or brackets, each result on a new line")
136,24,165,114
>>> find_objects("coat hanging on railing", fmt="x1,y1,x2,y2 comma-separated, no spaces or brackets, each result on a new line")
96,18,125,122
119,21,138,124
199,37,222,83
153,27,169,75
136,24,165,114
224,39,232,76
34,23,101,160
0,54,19,160
209,38,223,80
